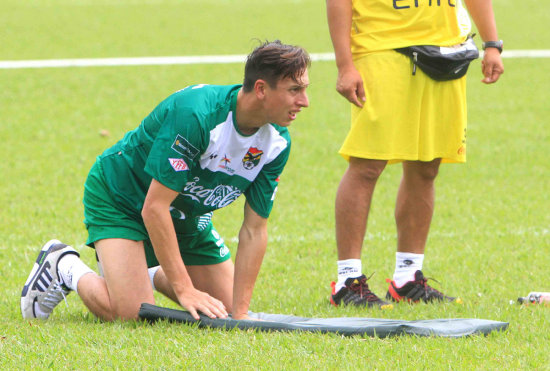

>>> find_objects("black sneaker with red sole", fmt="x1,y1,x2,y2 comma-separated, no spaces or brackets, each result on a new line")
331,274,393,309
386,270,462,304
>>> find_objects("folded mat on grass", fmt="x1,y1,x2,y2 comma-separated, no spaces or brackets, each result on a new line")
139,304,508,338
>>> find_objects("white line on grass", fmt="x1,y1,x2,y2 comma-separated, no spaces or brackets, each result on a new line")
1,50,549,69
229,227,549,244
0,53,331,69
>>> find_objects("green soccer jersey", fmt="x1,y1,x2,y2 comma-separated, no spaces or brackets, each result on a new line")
97,84,291,234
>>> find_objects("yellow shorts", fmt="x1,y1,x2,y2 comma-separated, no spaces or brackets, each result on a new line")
339,50,467,164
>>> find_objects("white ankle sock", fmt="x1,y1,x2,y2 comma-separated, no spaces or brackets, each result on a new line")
148,266,160,291
58,253,94,294
393,252,424,288
335,259,362,292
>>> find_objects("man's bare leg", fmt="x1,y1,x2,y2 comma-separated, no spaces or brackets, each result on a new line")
332,157,389,305
395,159,441,254
335,157,387,260
390,159,441,288
77,239,154,321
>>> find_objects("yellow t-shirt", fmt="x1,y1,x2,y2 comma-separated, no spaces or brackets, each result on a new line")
351,0,472,56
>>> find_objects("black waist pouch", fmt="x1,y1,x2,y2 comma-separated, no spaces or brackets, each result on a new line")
395,35,479,81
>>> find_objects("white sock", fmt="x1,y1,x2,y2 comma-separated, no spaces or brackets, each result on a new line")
335,259,362,292
393,252,424,288
57,253,94,294
148,266,160,291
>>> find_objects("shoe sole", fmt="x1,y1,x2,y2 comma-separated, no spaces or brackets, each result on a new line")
331,295,394,310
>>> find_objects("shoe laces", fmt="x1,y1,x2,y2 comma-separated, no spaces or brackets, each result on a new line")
415,275,445,299
42,281,69,311
348,273,380,302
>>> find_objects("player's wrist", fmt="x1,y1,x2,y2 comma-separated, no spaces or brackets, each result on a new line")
172,280,196,296
337,63,357,73
482,40,503,54
335,56,356,71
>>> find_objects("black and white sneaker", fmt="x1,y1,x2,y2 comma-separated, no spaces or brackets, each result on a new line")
21,239,79,319
330,274,393,310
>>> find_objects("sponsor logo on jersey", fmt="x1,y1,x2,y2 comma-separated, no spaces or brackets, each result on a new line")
171,134,199,160
169,158,189,172
220,155,231,165
242,147,263,170
218,154,235,174
181,177,242,209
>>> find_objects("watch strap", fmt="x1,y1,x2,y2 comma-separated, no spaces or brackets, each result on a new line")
482,40,503,53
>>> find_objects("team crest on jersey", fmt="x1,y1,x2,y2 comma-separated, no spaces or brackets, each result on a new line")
169,158,189,172
242,147,263,170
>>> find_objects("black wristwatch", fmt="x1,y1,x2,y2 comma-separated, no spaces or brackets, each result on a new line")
482,40,503,54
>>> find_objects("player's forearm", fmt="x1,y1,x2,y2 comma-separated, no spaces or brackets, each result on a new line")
463,0,499,41
232,224,267,319
142,202,194,293
326,0,354,70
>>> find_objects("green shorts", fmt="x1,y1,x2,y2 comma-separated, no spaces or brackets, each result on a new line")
83,159,231,267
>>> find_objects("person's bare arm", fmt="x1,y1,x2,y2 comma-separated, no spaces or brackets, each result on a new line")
326,0,366,106
464,0,504,84
231,201,268,320
142,179,228,320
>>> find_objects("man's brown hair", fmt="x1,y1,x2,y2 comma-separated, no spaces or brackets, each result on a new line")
243,40,310,92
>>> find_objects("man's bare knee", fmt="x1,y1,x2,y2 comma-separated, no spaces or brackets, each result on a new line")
417,166,439,180
404,160,441,181
111,299,153,321
94,239,154,321
349,158,387,183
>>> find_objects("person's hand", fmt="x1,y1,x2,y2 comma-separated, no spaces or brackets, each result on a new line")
481,48,504,84
336,65,366,107
177,287,228,320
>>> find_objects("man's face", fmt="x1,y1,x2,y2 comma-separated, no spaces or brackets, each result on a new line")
263,69,310,127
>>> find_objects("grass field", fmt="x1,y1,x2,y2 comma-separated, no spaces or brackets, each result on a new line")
1,0,549,369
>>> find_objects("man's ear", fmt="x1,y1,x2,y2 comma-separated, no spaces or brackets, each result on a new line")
254,79,267,99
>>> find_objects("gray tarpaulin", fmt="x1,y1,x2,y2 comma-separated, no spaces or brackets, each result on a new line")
138,303,508,338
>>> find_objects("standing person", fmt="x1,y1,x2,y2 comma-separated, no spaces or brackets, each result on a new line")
326,0,503,308
21,40,310,321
